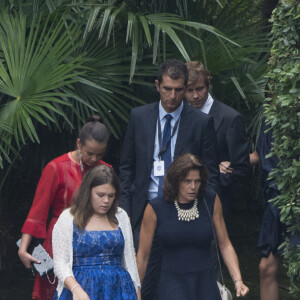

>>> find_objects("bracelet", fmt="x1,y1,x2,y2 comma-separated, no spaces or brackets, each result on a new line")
71,284,80,293
233,279,243,285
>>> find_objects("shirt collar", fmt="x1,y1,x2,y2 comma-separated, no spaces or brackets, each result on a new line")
159,101,183,122
199,93,214,114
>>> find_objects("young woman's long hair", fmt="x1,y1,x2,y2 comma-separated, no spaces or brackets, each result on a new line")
70,165,120,230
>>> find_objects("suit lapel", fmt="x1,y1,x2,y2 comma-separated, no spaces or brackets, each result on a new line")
146,103,159,168
209,100,223,131
174,102,192,157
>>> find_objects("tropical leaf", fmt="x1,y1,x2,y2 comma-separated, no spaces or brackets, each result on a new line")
0,117,15,168
0,7,86,149
0,0,270,185
79,4,240,82
60,30,147,138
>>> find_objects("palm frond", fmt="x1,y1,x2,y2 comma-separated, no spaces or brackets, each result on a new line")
47,28,149,138
0,116,18,168
79,4,240,82
0,7,86,159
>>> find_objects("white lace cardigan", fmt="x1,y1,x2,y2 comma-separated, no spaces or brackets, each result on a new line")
52,207,141,299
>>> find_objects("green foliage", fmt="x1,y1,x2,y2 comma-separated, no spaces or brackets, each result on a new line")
81,2,239,83
0,2,147,168
264,0,300,295
0,7,86,165
165,0,269,133
0,0,270,200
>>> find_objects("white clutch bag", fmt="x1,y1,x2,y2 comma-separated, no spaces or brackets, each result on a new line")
217,281,233,300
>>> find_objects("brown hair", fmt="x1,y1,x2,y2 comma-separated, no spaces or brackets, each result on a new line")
79,115,110,146
163,153,208,202
70,165,120,230
185,61,211,87
157,59,188,86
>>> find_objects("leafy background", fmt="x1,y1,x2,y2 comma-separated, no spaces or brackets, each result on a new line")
0,0,299,298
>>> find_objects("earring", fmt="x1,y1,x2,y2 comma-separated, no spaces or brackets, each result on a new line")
78,148,84,173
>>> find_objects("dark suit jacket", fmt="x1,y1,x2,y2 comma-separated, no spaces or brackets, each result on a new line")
119,101,220,228
209,100,249,189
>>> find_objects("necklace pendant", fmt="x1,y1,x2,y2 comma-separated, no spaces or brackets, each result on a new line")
174,199,199,222
78,149,84,173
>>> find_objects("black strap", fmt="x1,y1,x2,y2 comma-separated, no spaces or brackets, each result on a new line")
203,198,225,286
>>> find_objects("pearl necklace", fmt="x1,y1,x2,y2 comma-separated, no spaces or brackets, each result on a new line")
174,198,199,222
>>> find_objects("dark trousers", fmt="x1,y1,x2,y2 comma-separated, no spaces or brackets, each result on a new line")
219,187,232,221
133,222,161,300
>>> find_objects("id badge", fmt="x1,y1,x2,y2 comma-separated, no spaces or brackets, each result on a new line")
154,160,165,176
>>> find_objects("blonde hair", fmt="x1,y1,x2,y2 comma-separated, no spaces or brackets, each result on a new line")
185,61,211,87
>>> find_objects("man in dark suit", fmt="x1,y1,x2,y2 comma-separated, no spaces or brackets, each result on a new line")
185,61,250,218
119,59,219,299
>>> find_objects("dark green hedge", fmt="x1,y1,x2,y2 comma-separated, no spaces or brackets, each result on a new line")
264,0,300,295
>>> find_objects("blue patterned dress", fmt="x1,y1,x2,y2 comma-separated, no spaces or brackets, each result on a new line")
53,225,137,300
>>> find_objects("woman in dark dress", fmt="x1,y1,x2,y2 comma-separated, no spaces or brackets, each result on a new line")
137,153,249,300
250,119,288,300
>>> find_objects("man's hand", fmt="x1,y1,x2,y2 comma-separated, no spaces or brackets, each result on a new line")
219,161,234,174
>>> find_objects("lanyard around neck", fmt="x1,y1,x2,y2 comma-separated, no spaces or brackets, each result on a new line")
157,115,180,159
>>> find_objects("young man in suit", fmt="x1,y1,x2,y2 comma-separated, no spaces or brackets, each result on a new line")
119,59,219,299
185,61,250,218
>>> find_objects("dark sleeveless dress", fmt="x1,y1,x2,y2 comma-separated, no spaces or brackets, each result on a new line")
150,189,221,300
256,120,285,257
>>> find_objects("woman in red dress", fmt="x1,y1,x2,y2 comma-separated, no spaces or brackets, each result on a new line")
18,116,112,300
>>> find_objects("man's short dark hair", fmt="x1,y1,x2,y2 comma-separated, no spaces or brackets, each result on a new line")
157,59,188,86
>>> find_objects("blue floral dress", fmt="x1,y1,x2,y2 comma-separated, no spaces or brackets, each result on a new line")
53,225,137,300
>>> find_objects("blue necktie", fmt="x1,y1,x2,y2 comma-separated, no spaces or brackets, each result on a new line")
158,114,173,198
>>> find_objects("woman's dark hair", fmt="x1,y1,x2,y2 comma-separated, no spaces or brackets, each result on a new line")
70,165,120,229
163,153,208,202
79,115,110,145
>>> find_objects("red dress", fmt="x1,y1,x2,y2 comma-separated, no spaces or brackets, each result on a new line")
21,152,111,300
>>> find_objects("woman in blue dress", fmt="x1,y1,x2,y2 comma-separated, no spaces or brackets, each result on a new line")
137,153,249,300
52,165,141,300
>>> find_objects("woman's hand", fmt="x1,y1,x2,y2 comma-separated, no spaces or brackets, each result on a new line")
235,280,249,297
18,249,40,269
72,286,90,300
18,233,40,269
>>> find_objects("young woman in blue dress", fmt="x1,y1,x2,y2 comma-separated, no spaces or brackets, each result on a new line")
137,153,249,300
52,165,141,300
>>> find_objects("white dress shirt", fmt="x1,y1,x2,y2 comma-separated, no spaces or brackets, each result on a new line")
147,101,183,200
200,93,214,114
